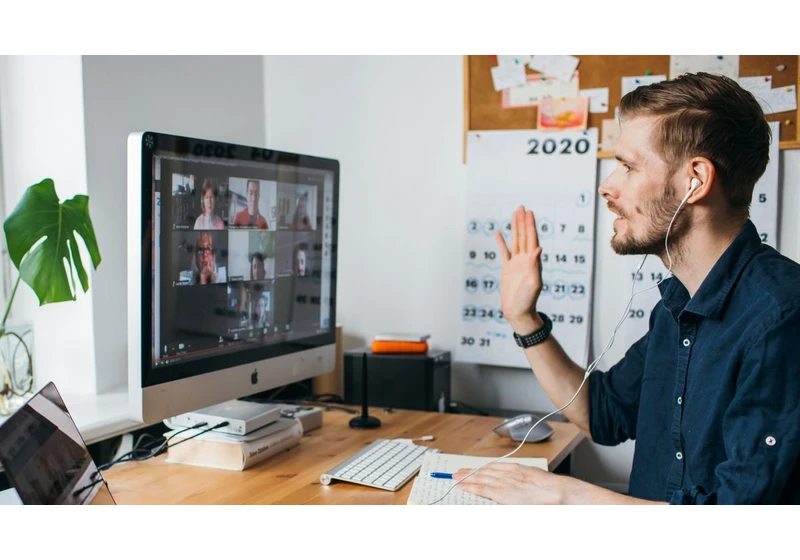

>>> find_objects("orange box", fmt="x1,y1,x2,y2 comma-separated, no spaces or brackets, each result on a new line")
370,340,429,354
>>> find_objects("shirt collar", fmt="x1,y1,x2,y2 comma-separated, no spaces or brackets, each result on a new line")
658,220,761,319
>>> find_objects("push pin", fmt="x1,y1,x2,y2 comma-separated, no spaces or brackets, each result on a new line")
776,64,786,72
645,71,652,76
786,120,793,126
716,55,724,60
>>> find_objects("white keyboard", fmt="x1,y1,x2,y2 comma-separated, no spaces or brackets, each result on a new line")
320,438,439,491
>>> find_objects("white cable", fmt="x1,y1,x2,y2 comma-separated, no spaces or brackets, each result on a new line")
428,196,690,505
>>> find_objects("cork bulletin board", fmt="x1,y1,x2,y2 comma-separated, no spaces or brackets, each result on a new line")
464,55,800,159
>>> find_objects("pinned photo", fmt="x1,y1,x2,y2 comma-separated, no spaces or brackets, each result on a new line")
537,97,589,131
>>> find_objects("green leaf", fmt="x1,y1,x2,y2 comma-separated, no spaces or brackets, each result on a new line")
3,178,101,305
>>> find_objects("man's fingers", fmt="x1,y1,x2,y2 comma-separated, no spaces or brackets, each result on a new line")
495,231,511,263
517,206,527,255
510,207,519,254
526,210,538,253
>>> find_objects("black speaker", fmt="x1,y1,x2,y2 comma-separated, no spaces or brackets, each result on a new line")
344,349,451,413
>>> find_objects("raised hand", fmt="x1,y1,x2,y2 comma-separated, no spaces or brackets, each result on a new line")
495,206,544,334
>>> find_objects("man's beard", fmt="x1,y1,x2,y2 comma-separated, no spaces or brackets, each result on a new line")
610,179,691,259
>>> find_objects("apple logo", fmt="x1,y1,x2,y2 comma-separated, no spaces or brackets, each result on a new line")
250,369,258,385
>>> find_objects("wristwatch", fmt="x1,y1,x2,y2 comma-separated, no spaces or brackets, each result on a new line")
513,312,553,348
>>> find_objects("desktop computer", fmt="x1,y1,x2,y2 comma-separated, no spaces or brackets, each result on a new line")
127,132,339,426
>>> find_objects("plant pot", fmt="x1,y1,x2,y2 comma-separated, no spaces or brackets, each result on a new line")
0,322,34,416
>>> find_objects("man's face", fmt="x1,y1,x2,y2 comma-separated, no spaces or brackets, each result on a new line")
251,257,264,280
247,182,260,214
203,191,215,215
256,296,265,318
598,116,689,256
296,250,307,276
296,198,306,218
196,235,214,269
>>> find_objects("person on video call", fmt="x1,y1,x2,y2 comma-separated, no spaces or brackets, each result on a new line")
252,292,269,329
190,232,226,285
193,178,225,230
250,251,266,281
289,193,312,231
293,246,308,277
453,73,800,505
233,179,269,229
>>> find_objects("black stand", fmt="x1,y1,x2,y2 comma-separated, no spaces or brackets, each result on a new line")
349,352,381,429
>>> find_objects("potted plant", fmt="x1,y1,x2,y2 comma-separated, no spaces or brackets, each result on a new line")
0,178,101,414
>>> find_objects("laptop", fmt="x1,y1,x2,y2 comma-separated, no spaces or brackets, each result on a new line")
0,382,116,505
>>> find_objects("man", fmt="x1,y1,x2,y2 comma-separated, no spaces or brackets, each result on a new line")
455,72,800,504
233,179,269,228
294,247,307,277
191,232,226,285
250,252,266,281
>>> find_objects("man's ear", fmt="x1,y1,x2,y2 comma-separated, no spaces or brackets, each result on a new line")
685,157,715,203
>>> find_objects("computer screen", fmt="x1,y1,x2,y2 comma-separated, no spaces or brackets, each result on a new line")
127,132,338,424
0,382,116,505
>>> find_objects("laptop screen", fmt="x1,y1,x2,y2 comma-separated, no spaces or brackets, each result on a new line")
0,382,115,505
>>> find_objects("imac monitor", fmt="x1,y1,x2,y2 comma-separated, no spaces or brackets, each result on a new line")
127,132,338,424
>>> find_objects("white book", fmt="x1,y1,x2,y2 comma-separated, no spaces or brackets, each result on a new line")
165,417,302,471
407,452,548,505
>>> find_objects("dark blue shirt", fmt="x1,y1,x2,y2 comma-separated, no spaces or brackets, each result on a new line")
589,220,800,504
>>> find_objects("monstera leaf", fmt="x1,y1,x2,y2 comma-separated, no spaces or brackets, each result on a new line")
3,179,101,305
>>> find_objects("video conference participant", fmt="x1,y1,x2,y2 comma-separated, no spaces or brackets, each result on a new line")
178,231,227,285
289,192,313,231
233,179,269,229
194,177,226,230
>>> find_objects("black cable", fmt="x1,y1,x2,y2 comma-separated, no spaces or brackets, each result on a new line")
95,421,216,473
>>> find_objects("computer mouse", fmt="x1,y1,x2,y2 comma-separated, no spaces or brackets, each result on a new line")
492,414,554,443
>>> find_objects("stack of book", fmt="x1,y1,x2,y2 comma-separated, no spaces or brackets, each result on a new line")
164,416,303,471
371,332,430,354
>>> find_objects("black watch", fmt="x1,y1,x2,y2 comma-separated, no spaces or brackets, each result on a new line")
513,312,553,348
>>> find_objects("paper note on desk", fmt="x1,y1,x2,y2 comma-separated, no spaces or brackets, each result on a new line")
406,453,547,505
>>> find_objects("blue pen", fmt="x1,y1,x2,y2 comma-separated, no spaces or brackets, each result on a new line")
429,472,453,479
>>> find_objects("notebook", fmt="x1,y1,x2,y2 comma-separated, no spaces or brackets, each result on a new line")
0,382,116,505
406,452,548,505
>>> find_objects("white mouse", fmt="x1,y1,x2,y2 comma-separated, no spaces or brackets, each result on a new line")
492,414,554,443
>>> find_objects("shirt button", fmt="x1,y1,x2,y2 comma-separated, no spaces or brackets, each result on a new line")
682,338,691,347
766,436,777,446
677,397,683,405
676,452,683,460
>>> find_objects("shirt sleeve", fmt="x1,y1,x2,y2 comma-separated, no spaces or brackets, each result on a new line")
588,305,658,446
670,307,800,504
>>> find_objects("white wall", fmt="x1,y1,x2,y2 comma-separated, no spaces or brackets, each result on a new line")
0,56,98,394
262,55,800,484
80,55,266,393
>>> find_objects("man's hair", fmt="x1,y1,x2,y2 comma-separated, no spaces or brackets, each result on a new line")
250,251,264,263
247,179,260,192
619,72,771,214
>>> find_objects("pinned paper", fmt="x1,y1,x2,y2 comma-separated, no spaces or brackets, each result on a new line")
497,55,531,68
739,76,773,93
490,64,526,91
538,97,589,131
502,72,580,109
529,55,580,83
670,55,740,80
601,118,621,152
621,75,667,97
755,85,798,115
579,87,610,113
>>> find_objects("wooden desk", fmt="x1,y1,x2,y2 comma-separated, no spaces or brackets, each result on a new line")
104,408,585,504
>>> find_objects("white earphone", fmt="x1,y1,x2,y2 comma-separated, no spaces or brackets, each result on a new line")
683,178,701,203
